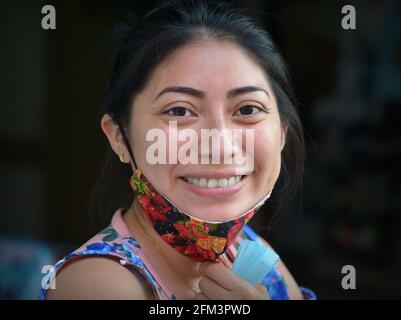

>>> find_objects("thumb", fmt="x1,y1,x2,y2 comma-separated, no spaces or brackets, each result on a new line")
255,283,270,300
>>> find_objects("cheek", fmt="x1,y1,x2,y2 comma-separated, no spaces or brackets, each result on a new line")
252,123,282,172
131,112,167,159
130,115,158,171
130,121,149,167
130,120,176,188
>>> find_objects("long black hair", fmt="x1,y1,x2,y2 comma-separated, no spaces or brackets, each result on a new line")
88,0,305,232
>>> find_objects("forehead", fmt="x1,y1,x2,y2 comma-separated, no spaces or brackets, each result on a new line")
145,39,272,98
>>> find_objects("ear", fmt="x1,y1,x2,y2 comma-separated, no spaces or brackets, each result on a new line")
100,114,127,162
280,121,288,152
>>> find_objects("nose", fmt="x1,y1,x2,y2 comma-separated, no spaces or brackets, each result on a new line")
199,112,241,164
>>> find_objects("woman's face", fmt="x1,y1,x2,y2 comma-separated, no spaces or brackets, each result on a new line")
129,39,286,221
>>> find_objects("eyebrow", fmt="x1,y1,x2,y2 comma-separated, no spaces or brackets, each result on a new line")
154,85,269,101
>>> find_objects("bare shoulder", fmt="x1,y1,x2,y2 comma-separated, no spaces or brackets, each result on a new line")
258,237,304,300
46,256,156,300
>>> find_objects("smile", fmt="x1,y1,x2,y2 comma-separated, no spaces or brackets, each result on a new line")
180,175,245,189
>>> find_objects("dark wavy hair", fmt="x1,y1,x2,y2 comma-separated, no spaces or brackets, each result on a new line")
88,0,305,232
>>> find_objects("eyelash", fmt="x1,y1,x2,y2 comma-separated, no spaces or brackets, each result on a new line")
233,105,266,116
163,106,195,117
162,104,267,118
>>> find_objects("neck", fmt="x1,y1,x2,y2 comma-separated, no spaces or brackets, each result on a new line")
125,198,203,281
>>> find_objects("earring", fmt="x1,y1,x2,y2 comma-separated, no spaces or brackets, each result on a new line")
119,153,124,162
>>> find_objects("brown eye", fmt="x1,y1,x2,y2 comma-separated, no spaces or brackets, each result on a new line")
165,107,193,117
234,105,263,116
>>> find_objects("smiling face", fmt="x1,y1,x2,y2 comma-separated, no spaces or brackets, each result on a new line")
127,39,286,222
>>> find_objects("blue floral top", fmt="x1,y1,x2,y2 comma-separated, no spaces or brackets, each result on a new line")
39,208,316,300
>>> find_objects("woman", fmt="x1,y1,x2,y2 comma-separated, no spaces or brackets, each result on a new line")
41,0,316,300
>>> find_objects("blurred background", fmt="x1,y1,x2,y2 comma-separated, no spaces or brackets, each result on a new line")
0,0,400,299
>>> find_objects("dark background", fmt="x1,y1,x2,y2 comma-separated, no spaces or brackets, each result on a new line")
0,0,400,299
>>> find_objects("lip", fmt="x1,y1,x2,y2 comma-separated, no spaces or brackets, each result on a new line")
178,173,251,197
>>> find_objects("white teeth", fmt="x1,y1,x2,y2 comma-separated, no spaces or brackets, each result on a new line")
183,175,243,188
218,178,228,188
208,179,218,188
199,178,207,188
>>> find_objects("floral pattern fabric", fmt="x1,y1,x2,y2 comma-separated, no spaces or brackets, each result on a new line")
38,209,316,300
130,168,259,263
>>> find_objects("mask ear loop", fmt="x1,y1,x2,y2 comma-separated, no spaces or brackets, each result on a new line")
116,119,138,173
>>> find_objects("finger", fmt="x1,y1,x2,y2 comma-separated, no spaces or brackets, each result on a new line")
199,261,252,292
198,275,234,300
255,283,270,300
193,292,209,300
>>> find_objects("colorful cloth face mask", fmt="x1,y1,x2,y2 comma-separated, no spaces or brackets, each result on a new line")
129,168,272,264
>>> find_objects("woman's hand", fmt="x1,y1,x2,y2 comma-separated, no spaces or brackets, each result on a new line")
194,261,270,300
